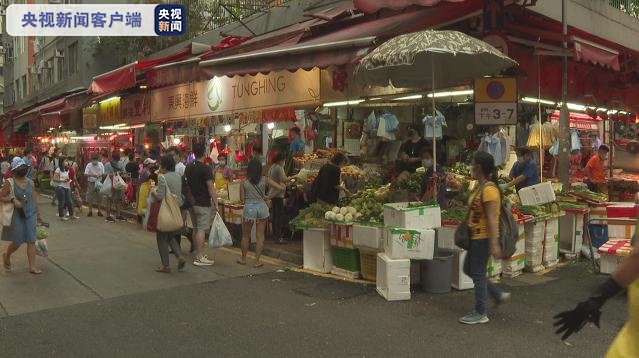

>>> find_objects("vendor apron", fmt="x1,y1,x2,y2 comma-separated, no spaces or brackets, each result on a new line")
215,171,228,190
136,181,152,216
605,279,639,358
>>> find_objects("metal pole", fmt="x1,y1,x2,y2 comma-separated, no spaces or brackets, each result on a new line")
558,0,570,187
431,60,437,172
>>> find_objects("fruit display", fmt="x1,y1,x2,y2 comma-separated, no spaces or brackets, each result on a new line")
341,165,364,178
290,203,331,229
339,186,392,224
519,205,549,217
293,153,319,163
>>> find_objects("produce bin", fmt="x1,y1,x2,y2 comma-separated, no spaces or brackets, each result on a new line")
352,224,383,251
384,228,435,260
588,224,609,248
330,223,354,248
559,209,588,258
606,204,638,240
420,249,453,294
451,249,473,290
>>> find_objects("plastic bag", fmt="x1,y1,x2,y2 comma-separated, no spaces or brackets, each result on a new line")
35,239,48,257
112,174,126,191
100,176,113,197
208,212,233,248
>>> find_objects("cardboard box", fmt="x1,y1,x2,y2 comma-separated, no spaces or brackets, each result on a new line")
376,253,411,301
383,203,441,230
385,228,435,260
303,228,333,273
352,224,383,251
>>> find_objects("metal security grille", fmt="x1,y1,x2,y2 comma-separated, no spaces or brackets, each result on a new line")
609,0,639,18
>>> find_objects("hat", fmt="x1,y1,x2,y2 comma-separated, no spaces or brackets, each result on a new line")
143,158,157,165
11,157,27,171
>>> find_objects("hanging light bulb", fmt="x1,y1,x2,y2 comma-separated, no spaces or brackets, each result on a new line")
224,124,231,132
266,122,275,130
173,137,181,145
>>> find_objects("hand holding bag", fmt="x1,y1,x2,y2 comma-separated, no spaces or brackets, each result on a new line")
208,212,233,248
2,178,15,227
156,176,184,233
99,176,113,197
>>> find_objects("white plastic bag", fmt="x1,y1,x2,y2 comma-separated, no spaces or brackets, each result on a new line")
208,212,232,248
100,176,112,197
35,239,48,257
112,174,126,191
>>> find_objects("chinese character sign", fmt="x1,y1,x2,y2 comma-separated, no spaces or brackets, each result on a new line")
7,4,183,36
155,4,185,36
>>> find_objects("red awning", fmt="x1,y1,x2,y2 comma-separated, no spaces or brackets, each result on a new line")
88,46,195,95
200,4,479,76
574,40,620,71
353,0,468,14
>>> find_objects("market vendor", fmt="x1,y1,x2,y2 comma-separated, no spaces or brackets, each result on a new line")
419,148,447,208
212,154,234,190
501,147,540,192
585,144,610,195
310,152,349,205
289,127,305,155
397,124,429,173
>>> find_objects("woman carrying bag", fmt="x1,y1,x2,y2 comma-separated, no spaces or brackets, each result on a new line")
458,152,511,325
150,155,185,273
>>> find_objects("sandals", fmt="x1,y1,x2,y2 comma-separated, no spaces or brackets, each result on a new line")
155,266,171,274
254,262,264,268
2,253,11,271
236,259,246,266
29,269,43,275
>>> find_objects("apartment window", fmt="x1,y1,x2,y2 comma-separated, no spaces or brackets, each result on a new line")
45,57,54,87
68,42,78,75
21,75,27,98
15,79,21,100
56,50,65,82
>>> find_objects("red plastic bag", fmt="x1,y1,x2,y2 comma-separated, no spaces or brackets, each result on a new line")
146,202,161,232
125,181,135,204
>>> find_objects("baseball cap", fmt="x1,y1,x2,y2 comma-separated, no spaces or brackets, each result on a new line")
11,157,27,171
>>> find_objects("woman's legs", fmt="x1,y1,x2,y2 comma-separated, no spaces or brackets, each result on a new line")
4,242,20,266
254,219,267,266
64,188,74,217
26,243,40,273
55,187,65,218
239,220,252,263
156,231,171,269
463,240,490,316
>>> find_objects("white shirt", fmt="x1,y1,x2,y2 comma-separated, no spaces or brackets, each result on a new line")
55,168,71,189
175,162,186,177
84,162,105,183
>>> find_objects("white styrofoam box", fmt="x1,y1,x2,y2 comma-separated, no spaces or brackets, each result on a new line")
352,224,383,251
504,255,525,273
385,228,435,260
513,238,526,257
330,223,354,248
451,249,473,290
600,253,627,274
437,225,457,250
303,228,333,273
518,181,556,206
487,256,502,277
383,202,441,230
525,221,546,243
376,253,411,301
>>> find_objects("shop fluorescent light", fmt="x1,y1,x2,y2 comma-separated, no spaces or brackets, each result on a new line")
71,135,97,140
393,94,423,101
323,100,365,107
139,85,147,89
521,97,555,106
172,137,181,145
427,89,474,98
367,97,383,101
99,96,120,104
266,122,275,130
224,124,232,132
607,110,618,115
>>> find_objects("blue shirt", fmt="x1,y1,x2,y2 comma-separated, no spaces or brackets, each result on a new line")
509,160,540,191
290,138,304,155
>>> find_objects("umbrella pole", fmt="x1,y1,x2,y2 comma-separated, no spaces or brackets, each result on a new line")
431,60,437,172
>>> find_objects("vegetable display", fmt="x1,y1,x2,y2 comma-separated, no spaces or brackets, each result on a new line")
441,207,468,222
570,187,608,202
396,172,423,192
291,203,331,228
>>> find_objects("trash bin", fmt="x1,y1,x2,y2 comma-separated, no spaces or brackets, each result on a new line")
420,249,453,294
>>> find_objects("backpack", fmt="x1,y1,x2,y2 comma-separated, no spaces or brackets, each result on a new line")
482,183,518,258
181,164,195,210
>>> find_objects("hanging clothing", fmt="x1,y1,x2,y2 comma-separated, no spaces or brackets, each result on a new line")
592,136,602,151
477,132,508,166
422,110,446,139
570,130,582,153
516,122,530,148
381,112,399,133
366,111,379,133
377,115,396,141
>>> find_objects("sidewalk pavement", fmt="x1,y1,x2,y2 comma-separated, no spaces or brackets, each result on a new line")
0,201,280,317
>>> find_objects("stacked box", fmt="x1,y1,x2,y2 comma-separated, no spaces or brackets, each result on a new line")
525,220,546,271
303,228,333,273
384,228,435,260
330,223,354,248
606,204,638,240
352,224,383,251
436,224,458,250
504,230,526,274
543,218,559,267
451,249,474,290
376,253,411,301
598,239,634,274
383,203,441,230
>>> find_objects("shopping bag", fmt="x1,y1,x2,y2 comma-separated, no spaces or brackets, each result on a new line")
125,181,135,204
156,179,184,232
100,176,113,197
2,178,15,227
146,201,161,232
112,174,127,191
35,239,49,257
208,212,233,248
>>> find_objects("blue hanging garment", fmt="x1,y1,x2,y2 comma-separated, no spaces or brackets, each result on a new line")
366,111,379,132
382,112,399,133
422,110,445,139
570,129,581,153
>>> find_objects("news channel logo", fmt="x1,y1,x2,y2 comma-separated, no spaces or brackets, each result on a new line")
155,4,185,36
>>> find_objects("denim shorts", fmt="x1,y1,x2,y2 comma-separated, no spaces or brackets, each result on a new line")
243,202,269,222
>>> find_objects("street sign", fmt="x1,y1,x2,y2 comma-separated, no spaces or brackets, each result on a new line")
474,77,517,125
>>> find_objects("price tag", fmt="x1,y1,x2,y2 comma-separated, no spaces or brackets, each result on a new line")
475,102,517,125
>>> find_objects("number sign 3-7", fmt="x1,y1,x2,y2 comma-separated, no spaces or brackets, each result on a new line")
475,102,517,125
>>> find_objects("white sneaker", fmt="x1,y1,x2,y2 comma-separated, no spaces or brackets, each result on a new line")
193,255,214,266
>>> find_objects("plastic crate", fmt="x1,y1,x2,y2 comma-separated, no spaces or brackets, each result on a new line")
332,247,360,272
359,249,377,282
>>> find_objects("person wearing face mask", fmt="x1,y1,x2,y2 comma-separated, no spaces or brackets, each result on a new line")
398,124,429,174
1,158,43,274
418,148,447,208
585,144,610,195
212,154,234,190
501,147,540,192
84,154,105,217
53,159,78,221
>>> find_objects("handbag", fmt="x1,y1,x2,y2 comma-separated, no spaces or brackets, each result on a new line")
2,178,15,227
454,184,485,250
156,176,184,232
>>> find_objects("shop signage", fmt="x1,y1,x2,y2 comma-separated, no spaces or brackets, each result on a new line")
98,97,121,126
82,104,98,130
121,94,151,123
150,69,321,122
474,77,517,125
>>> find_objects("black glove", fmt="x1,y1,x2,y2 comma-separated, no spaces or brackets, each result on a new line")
553,278,623,340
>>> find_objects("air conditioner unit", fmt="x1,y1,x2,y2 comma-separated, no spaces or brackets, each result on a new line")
54,50,64,58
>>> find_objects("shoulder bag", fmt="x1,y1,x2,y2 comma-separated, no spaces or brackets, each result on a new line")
2,179,15,227
156,176,184,233
454,184,485,250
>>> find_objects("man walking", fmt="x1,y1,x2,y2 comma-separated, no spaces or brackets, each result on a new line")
185,142,218,266
84,154,105,217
